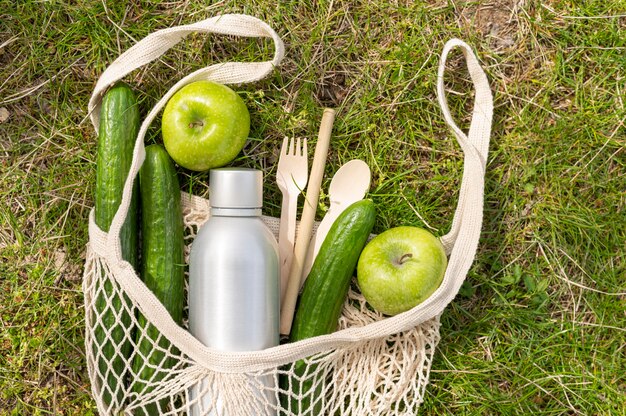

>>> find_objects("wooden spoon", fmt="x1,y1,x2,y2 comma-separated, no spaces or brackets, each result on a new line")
301,159,371,280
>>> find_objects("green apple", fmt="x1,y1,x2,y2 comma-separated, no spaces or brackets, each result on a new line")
162,81,250,171
356,226,447,316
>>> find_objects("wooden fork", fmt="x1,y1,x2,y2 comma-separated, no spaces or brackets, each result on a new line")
276,137,308,304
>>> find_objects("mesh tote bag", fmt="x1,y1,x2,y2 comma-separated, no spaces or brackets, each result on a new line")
82,13,493,416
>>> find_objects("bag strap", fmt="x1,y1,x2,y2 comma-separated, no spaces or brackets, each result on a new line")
91,37,492,371
268,39,494,363
438,39,492,253
88,14,284,254
252,38,493,366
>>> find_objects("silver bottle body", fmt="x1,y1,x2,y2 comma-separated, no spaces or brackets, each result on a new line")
189,212,280,350
188,210,279,416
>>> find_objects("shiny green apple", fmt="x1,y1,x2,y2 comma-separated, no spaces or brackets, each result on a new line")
162,81,250,171
356,226,447,316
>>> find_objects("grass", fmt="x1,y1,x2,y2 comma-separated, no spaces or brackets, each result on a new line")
1,0,624,414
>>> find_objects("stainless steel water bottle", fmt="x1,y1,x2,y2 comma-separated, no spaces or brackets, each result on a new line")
188,168,279,416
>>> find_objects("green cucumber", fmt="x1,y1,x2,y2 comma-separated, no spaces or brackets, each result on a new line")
131,144,184,415
285,199,376,414
93,82,140,408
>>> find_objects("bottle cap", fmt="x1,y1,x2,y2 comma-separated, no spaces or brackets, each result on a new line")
209,168,263,209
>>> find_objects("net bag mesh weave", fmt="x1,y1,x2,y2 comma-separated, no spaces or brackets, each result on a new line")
84,194,442,415
82,13,492,416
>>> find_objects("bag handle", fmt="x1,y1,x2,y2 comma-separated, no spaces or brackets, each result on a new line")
259,38,494,365
268,38,494,363
88,14,284,255
97,38,493,371
90,36,491,371
438,39,492,253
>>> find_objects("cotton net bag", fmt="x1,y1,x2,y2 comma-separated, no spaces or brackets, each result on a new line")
82,13,493,416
